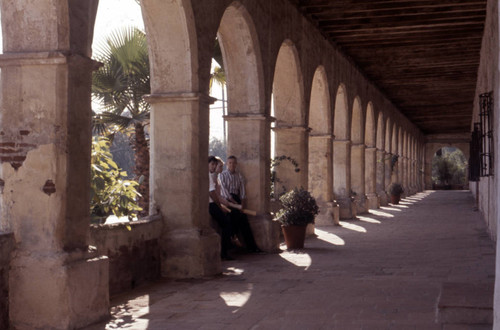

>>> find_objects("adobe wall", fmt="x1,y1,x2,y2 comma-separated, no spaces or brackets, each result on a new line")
472,0,499,241
474,0,500,328
0,232,14,330
90,217,163,297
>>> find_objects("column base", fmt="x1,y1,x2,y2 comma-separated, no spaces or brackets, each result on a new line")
162,227,221,279
378,191,389,206
249,214,281,253
366,193,379,209
355,195,368,214
315,201,340,226
338,197,357,219
9,248,109,329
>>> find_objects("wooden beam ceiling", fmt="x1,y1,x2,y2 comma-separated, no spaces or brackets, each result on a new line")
293,0,487,134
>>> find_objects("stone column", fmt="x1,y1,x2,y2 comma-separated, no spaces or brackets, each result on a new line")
376,149,388,205
385,153,393,194
0,52,109,329
146,93,221,278
351,143,367,213
226,114,280,252
308,134,339,225
402,156,409,197
365,147,379,209
333,140,355,219
273,126,309,194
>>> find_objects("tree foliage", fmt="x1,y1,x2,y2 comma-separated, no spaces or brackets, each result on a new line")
92,26,150,215
432,147,467,186
90,137,142,222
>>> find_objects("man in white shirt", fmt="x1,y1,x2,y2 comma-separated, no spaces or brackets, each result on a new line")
219,155,262,253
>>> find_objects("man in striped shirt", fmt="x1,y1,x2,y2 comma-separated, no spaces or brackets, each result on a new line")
219,155,262,253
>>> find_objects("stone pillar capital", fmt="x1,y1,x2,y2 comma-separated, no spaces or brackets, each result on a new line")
224,113,269,121
309,133,334,140
272,124,310,132
144,92,216,105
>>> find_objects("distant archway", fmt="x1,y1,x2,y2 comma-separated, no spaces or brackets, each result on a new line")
431,147,468,189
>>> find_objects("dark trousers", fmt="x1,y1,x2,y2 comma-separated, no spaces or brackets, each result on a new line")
229,194,259,251
209,202,232,256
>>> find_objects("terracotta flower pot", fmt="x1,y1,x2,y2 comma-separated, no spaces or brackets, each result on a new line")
390,194,401,205
282,224,307,249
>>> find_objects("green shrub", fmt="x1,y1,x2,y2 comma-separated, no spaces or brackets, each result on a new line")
276,187,319,227
90,136,142,222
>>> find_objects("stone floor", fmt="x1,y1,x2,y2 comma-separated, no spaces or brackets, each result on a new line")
84,190,496,329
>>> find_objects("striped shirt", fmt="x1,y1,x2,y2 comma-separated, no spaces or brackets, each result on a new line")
219,169,246,201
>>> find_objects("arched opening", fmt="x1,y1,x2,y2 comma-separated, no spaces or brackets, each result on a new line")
333,84,354,218
307,66,334,224
217,2,267,214
350,96,367,213
217,2,277,252
375,111,387,205
271,40,306,197
431,147,468,190
384,118,393,196
364,102,378,209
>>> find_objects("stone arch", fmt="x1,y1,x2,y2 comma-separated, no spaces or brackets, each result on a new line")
273,39,306,125
376,111,385,150
365,103,376,148
375,112,387,205
142,0,198,93
334,84,350,140
351,97,364,144
402,131,408,192
384,118,393,192
333,84,354,218
350,97,367,212
272,39,307,196
308,66,332,135
216,2,269,213
396,127,404,184
385,117,392,153
364,102,378,209
308,66,334,224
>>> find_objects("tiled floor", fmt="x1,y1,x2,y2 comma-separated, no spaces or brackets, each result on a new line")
84,190,496,329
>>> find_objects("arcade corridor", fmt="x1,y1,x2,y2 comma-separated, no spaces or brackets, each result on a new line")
85,190,495,329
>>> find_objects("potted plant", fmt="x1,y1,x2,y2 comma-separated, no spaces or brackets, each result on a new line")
388,183,404,205
276,187,319,249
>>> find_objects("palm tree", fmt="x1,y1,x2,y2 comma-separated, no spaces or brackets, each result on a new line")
92,27,150,215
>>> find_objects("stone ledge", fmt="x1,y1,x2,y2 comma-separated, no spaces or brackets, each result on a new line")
436,282,493,326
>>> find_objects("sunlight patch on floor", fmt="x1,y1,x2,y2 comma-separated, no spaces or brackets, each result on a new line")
392,204,409,209
369,209,394,218
380,206,402,212
315,228,345,245
357,215,381,224
219,284,253,308
339,221,367,233
279,251,312,270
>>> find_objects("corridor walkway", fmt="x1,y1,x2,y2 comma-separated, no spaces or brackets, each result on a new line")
85,190,496,329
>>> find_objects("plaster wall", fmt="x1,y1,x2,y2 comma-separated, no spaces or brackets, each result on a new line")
471,0,499,242
90,218,162,297
473,0,500,327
